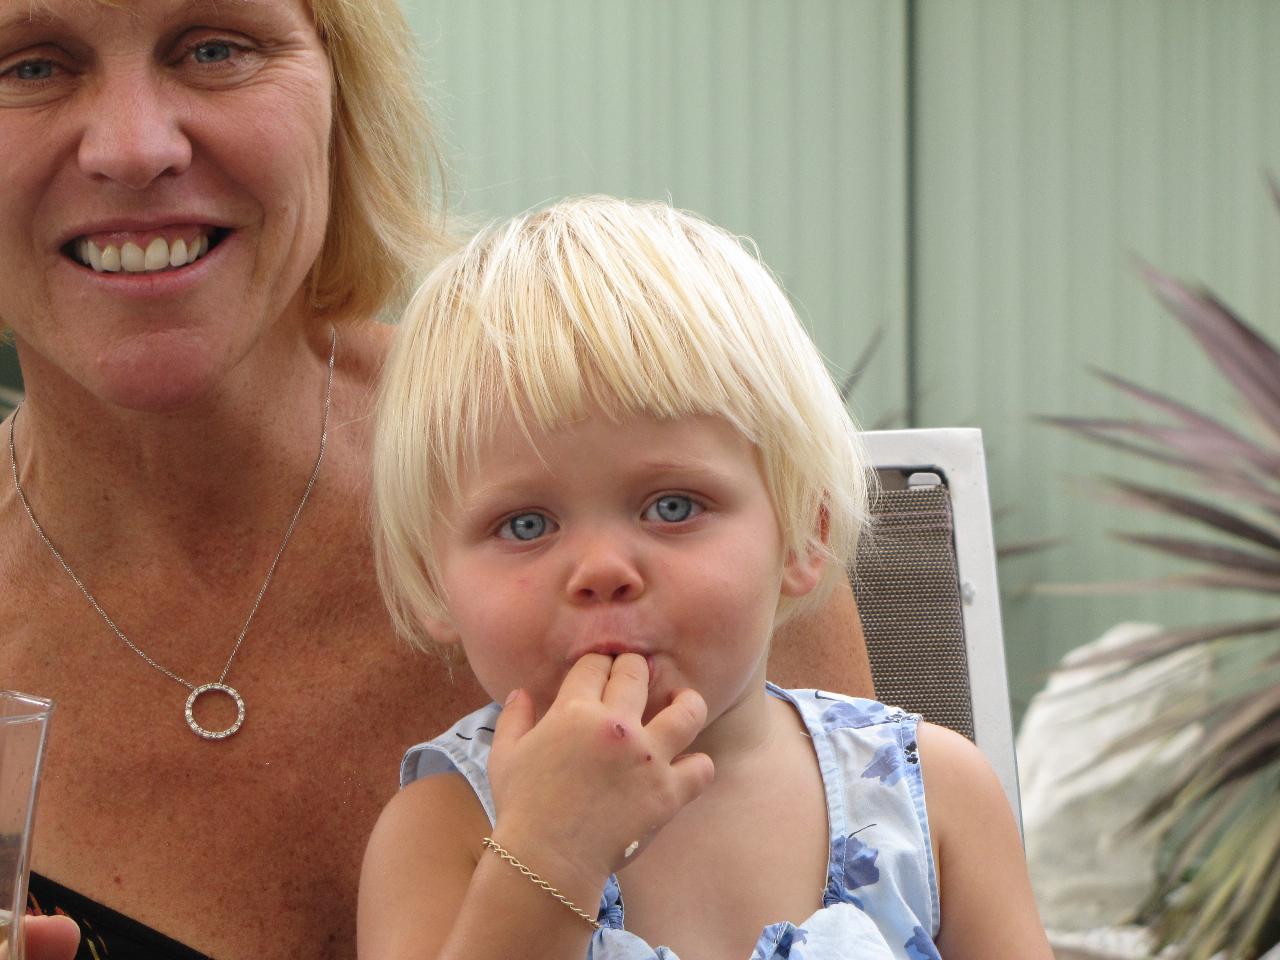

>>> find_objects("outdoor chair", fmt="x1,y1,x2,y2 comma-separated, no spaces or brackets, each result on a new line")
852,428,1022,831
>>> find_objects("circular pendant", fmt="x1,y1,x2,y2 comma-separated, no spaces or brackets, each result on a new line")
185,683,245,740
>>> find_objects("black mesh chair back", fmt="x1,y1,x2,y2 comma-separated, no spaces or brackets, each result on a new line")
853,478,975,740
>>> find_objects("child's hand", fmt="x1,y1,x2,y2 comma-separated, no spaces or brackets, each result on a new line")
486,653,714,889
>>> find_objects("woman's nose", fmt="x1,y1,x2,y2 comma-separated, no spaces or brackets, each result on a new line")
77,70,192,189
565,537,645,605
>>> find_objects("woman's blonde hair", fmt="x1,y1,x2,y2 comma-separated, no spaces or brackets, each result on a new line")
373,196,869,653
307,0,448,319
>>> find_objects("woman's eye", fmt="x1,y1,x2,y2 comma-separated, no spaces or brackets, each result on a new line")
14,60,55,81
499,513,552,542
645,495,700,523
6,60,57,82
192,41,235,64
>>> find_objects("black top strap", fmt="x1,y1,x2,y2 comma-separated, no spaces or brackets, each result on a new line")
28,872,212,960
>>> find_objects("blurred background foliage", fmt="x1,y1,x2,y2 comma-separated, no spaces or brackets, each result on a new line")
5,0,1278,720
1046,254,1280,959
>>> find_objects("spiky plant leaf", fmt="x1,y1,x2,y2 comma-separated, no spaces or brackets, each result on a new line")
996,536,1066,560
1044,414,1280,479
1090,366,1280,465
1064,616,1280,670
1095,478,1280,553
1142,684,1280,820
1040,571,1280,596
1046,234,1280,959
1160,570,1280,594
1146,770,1280,960
1110,534,1280,576
1140,263,1280,435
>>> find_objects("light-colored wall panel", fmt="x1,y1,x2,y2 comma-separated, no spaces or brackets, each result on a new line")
914,0,1280,710
405,0,910,430
5,2,1272,721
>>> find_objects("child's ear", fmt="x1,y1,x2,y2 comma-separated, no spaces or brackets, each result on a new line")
423,615,463,648
781,545,826,597
780,505,830,598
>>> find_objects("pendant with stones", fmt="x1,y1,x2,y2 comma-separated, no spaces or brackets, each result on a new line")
185,682,245,740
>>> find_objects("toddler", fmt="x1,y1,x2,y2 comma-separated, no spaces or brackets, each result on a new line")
359,197,1050,960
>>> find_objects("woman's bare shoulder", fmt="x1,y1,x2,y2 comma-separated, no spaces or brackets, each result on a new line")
337,318,396,376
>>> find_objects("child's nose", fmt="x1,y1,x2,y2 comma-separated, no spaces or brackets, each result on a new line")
565,540,645,604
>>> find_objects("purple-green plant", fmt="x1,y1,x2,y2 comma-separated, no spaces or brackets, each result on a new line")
1043,222,1280,959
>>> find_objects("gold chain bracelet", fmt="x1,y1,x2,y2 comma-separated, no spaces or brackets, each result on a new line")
481,837,602,930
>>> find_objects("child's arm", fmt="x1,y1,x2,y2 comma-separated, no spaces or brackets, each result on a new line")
357,653,714,960
358,770,605,960
917,721,1054,960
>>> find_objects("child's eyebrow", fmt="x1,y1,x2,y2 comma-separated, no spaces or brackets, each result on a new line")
456,459,734,512
458,460,737,504
453,475,548,516
631,458,739,483
635,457,719,473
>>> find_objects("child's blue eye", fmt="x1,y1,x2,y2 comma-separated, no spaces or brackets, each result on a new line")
645,495,700,523
500,512,550,541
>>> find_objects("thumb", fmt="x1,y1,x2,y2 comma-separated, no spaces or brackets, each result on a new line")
669,751,716,806
491,688,535,758
25,915,81,960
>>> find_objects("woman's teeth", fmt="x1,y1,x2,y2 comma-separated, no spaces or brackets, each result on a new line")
75,235,211,274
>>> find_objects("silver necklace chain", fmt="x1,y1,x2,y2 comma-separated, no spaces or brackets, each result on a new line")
8,327,336,740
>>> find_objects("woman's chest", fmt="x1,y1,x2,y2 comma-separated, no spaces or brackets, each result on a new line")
14,605,485,959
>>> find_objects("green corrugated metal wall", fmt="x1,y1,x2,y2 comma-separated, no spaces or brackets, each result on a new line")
5,2,1276,716
416,0,910,432
407,0,1280,714
913,0,1280,710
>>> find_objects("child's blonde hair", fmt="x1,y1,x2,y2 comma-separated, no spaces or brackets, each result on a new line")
373,196,869,652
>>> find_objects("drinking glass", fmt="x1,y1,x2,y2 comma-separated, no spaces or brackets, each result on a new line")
0,692,54,960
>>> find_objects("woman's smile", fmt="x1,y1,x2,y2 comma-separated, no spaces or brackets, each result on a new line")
0,0,333,409
64,227,227,274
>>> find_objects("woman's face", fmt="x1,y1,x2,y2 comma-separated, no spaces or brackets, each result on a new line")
0,0,333,411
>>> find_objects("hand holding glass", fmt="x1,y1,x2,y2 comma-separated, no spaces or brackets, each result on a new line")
0,692,54,960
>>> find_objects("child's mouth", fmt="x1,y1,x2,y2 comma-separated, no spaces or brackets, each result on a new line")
571,647,657,681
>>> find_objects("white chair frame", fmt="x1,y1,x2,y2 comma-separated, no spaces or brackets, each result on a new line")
862,427,1023,831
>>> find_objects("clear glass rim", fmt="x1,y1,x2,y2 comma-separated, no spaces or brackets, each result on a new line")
0,689,54,718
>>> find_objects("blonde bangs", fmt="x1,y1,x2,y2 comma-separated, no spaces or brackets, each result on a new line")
373,197,869,651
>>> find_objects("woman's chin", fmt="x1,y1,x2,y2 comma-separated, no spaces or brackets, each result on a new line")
89,334,228,413
100,377,218,414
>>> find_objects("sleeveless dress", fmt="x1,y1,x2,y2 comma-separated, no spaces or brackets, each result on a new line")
401,684,942,960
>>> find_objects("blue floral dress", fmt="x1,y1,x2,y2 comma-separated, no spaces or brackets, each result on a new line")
400,685,941,959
